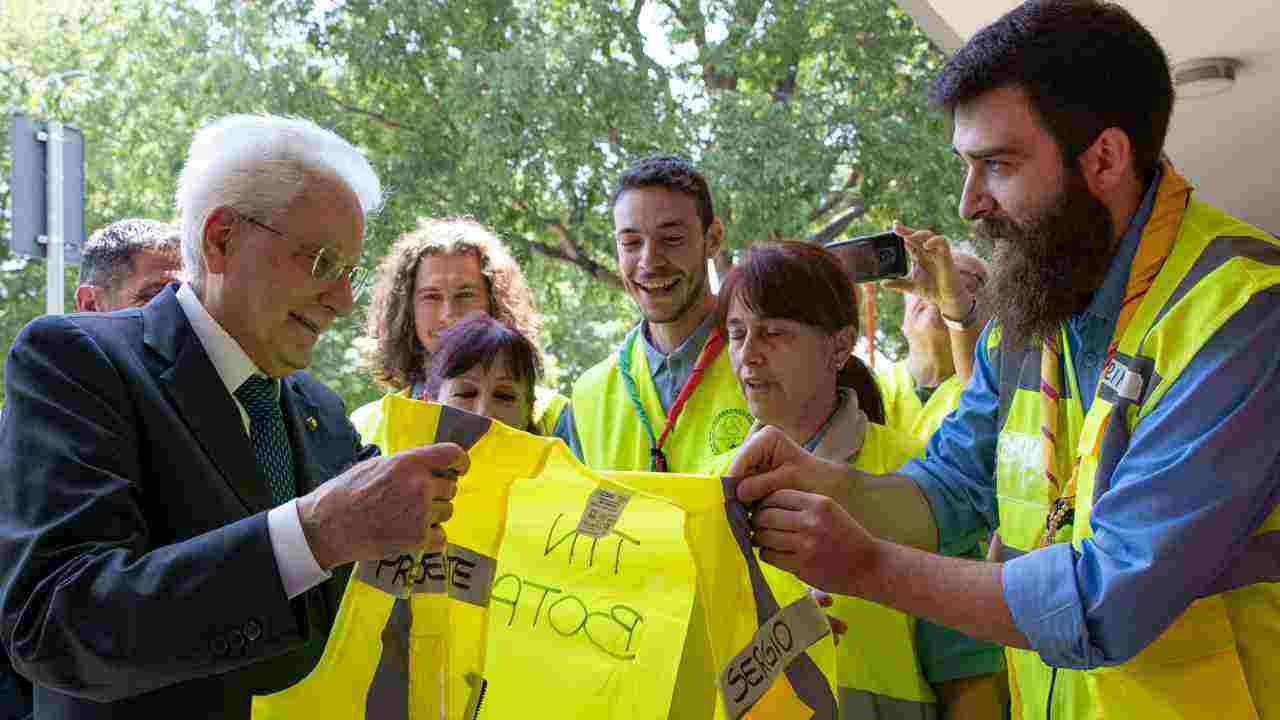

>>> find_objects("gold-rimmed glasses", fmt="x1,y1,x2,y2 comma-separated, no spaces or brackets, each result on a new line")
239,214,371,299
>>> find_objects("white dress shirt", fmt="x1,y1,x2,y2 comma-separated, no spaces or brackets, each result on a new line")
175,283,330,599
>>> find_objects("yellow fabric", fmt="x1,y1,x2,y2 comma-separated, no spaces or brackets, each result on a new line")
877,360,964,441
350,385,569,439
707,422,934,711
265,395,836,719
571,327,755,719
572,327,753,474
993,194,1280,720
254,397,532,720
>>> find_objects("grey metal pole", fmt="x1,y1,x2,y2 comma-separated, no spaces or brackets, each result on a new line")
44,119,65,315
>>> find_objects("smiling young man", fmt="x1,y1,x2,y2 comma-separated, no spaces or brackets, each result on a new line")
550,156,754,720
729,2,1280,719
553,155,752,473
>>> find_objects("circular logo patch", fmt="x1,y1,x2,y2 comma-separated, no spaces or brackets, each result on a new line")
708,408,754,455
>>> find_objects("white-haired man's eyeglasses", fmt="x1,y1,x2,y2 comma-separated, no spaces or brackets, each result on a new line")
239,213,371,299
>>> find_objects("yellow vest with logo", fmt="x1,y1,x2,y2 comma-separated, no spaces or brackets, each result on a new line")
877,360,964,442
260,395,837,719
572,325,753,474
708,421,936,719
991,198,1280,719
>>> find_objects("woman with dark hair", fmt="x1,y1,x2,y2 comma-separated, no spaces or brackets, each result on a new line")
705,241,1003,719
425,313,543,433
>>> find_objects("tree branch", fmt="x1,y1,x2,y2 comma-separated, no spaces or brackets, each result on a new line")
808,192,850,224
809,201,867,245
617,0,669,82
317,89,419,132
529,238,623,289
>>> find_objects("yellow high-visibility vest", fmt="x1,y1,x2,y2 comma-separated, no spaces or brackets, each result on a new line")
877,360,963,442
991,197,1280,719
256,395,837,719
571,325,753,474
571,324,755,719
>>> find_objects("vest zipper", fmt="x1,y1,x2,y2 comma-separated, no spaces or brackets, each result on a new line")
469,677,488,719
1045,667,1059,720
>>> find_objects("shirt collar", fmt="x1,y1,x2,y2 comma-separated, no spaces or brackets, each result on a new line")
641,311,717,373
1077,165,1164,326
175,283,266,395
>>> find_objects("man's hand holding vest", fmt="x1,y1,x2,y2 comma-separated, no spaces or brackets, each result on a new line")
730,426,940,590
297,443,469,571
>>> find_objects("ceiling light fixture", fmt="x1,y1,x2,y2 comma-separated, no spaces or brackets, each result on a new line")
1173,57,1241,99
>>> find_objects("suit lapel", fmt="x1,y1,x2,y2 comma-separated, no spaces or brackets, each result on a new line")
144,285,274,514
281,377,329,495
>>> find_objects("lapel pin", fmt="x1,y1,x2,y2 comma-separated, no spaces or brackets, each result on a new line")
305,416,318,431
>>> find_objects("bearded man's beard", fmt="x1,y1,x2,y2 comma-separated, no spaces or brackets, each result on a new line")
974,171,1116,350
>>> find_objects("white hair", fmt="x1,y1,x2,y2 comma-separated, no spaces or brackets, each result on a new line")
175,114,382,291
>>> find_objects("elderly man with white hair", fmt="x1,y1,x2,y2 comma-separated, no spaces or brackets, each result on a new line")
0,114,466,719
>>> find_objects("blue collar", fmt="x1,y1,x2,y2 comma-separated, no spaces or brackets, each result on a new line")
641,312,717,374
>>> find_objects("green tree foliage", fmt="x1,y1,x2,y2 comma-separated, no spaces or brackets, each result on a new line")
2,0,965,406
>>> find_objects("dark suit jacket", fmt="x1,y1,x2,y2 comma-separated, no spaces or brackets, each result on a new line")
0,285,377,719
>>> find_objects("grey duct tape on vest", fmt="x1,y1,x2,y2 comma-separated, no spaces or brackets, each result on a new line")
721,477,838,719
363,405,497,719
355,544,497,607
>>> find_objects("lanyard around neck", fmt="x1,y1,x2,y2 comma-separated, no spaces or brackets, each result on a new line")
618,326,726,472
1036,161,1192,547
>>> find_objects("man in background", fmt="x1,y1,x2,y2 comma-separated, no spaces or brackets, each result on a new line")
74,218,183,313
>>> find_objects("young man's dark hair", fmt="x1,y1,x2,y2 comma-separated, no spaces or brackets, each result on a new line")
610,155,715,232
930,0,1173,183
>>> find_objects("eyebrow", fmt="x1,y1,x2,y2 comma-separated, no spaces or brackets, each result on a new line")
952,145,1022,160
417,282,483,293
616,219,689,235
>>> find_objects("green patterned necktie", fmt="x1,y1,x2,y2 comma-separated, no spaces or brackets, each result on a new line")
235,374,297,505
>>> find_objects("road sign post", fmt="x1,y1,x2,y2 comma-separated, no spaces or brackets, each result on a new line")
7,113,85,315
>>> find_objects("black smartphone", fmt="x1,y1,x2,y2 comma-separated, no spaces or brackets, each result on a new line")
824,231,909,284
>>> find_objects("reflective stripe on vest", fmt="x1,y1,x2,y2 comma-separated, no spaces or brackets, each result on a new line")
572,325,753,473
990,199,1280,720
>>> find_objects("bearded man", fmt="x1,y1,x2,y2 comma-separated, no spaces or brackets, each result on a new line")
726,2,1280,719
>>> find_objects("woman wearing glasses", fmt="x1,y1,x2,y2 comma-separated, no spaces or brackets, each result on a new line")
351,216,567,436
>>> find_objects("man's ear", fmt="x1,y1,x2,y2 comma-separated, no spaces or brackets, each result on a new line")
202,206,239,275
705,217,726,259
1078,127,1136,198
74,285,103,313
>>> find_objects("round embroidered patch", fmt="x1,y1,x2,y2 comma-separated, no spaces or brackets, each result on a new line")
708,408,754,455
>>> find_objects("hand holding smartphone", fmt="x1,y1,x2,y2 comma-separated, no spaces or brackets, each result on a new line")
823,231,910,284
